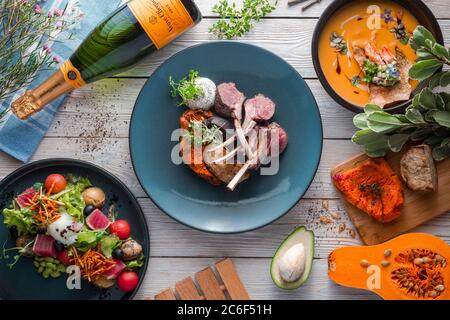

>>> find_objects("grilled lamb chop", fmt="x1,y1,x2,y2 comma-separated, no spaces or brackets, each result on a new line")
227,122,288,191
211,94,276,163
204,145,250,184
214,83,254,158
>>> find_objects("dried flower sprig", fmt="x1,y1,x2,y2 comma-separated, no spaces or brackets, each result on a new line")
0,0,82,122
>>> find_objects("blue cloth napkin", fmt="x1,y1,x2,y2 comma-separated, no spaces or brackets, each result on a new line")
0,0,123,163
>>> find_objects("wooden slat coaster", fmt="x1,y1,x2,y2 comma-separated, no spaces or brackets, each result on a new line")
216,258,250,300
175,277,204,300
195,267,226,300
154,288,176,300
153,258,250,300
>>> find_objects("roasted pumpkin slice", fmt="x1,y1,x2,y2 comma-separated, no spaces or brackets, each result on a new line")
332,158,404,223
328,233,450,300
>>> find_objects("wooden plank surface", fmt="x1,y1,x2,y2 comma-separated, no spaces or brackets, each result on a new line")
215,259,250,300
195,267,227,300
331,153,450,245
1,0,449,300
154,288,177,300
175,277,204,300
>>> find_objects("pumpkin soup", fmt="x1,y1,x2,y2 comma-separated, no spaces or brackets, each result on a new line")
318,0,419,108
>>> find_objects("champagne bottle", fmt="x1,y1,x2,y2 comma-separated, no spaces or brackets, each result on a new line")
11,0,201,119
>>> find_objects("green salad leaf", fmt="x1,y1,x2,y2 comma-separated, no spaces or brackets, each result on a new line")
57,177,91,221
75,229,105,252
100,235,122,258
2,208,36,236
125,254,145,270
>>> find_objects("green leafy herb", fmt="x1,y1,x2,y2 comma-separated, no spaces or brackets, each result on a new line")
352,26,450,160
2,208,36,236
169,70,203,106
57,177,91,221
125,254,145,270
75,229,106,252
330,32,348,55
363,60,379,83
100,235,122,258
2,240,35,269
184,121,223,146
209,0,277,39
351,76,361,86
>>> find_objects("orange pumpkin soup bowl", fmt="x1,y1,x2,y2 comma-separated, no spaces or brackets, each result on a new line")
312,0,443,113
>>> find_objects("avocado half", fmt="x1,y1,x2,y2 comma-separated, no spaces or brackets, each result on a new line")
271,226,315,290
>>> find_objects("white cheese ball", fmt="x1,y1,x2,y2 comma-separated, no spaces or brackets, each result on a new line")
47,213,82,246
186,77,216,110
278,243,306,283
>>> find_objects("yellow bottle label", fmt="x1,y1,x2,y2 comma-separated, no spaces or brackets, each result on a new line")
60,60,86,89
128,0,194,49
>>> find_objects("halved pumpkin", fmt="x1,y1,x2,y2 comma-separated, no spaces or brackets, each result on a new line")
328,233,449,300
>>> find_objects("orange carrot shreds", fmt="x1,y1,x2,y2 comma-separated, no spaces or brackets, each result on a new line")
27,193,64,228
72,248,114,283
391,249,447,299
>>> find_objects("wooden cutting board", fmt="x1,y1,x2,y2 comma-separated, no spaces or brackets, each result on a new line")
153,258,250,300
331,151,450,245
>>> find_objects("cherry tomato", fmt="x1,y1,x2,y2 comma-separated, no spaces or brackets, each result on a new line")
57,250,73,266
44,174,67,194
117,271,139,292
109,220,131,240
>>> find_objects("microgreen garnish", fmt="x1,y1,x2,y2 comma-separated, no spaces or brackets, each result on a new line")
169,70,203,106
351,75,361,86
184,121,223,146
209,0,278,39
352,26,450,161
330,32,348,55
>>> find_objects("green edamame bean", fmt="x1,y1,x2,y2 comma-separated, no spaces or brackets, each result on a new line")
58,265,66,272
44,257,53,262
42,273,49,279
42,269,50,277
35,257,43,262
38,266,44,273
40,261,47,267
33,261,40,268
45,263,56,270
50,271,61,278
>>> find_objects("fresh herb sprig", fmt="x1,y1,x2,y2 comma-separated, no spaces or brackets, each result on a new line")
184,121,223,146
209,0,277,39
352,26,450,161
169,70,203,106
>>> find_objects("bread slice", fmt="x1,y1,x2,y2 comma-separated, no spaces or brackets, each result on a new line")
400,145,437,192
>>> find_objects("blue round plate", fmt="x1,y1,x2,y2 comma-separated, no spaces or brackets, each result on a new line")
0,159,149,300
130,42,323,233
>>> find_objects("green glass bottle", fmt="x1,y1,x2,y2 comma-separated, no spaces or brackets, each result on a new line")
12,0,202,119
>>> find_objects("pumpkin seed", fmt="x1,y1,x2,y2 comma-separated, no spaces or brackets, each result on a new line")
435,255,444,262
338,223,346,233
360,259,370,268
348,229,356,239
322,200,329,210
330,211,341,220
384,249,392,258
422,257,431,263
381,260,390,267
429,290,438,298
319,215,333,224
414,258,424,265
435,285,445,292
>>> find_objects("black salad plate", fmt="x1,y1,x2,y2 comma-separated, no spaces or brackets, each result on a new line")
0,159,149,300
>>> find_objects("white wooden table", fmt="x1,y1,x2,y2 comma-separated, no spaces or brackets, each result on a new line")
1,0,449,300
